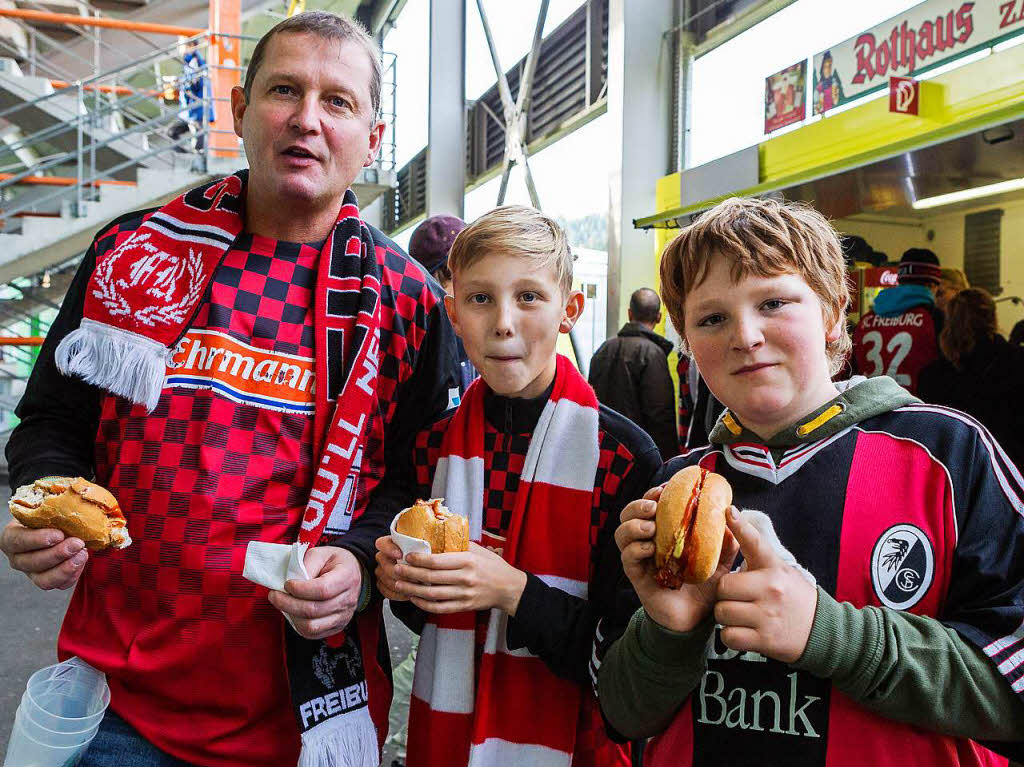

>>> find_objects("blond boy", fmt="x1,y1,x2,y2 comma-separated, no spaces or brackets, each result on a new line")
376,206,661,767
600,197,1024,766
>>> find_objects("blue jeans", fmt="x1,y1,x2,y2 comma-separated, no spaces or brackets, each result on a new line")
79,710,198,767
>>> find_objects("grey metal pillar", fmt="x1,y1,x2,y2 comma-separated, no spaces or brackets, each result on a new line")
606,0,674,338
426,0,466,218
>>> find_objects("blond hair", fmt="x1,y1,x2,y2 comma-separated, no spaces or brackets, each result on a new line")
660,196,851,375
939,267,969,292
448,206,574,294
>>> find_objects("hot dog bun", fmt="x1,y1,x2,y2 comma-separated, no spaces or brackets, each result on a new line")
9,477,132,551
395,499,468,553
654,466,730,587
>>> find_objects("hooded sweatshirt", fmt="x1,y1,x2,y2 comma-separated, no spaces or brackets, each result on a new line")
597,376,1024,766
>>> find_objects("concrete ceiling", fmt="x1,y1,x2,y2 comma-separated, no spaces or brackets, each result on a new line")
37,0,404,80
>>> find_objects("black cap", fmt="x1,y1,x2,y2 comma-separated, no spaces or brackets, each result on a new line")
898,248,941,285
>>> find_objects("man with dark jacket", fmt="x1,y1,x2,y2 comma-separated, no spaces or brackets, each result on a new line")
589,287,677,457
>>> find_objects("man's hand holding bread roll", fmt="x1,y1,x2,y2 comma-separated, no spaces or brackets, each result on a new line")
2,476,130,591
615,467,738,633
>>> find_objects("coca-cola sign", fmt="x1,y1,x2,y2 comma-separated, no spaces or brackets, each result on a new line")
812,0,1024,115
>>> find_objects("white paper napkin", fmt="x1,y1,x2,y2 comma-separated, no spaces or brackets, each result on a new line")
242,541,312,630
389,510,433,560
243,540,311,590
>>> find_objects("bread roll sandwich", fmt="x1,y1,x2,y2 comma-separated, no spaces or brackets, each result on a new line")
654,466,730,588
394,498,469,553
9,477,132,550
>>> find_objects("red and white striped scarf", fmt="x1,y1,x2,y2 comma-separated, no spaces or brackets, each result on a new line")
406,354,600,767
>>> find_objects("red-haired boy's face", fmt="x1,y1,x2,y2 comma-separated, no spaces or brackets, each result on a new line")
445,252,583,399
683,254,842,439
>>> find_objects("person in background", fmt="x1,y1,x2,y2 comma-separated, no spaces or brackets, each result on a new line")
852,247,943,395
936,267,969,314
676,354,723,452
919,287,1024,469
589,287,677,458
169,38,213,154
409,214,476,395
1011,319,1024,347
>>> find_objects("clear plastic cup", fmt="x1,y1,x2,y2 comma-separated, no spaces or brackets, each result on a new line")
13,707,98,747
20,683,109,733
2,709,97,767
12,658,109,742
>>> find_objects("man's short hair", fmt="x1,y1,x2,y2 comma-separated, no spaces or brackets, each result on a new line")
659,196,851,375
448,206,575,295
243,11,382,120
629,288,661,324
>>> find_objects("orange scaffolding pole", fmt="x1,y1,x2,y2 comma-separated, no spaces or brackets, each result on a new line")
0,337,45,346
0,173,136,187
49,80,141,97
0,9,203,37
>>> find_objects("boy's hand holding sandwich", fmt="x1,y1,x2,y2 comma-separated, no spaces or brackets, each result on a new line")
391,542,528,615
616,484,737,633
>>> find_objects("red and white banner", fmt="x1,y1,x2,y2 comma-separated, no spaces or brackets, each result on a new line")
813,0,1024,115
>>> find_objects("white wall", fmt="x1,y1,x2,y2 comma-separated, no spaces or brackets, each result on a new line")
922,199,1024,334
832,218,928,264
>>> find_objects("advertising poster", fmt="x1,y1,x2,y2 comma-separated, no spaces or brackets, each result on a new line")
765,61,807,133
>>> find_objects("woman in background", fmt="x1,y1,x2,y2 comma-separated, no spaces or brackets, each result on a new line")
919,288,1024,469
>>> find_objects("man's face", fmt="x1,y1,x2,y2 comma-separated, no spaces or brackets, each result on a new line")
683,254,841,438
445,253,583,399
232,32,384,211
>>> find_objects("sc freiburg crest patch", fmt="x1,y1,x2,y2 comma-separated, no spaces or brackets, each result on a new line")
870,523,934,610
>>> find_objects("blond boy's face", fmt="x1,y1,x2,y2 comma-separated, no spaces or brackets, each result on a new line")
683,254,843,439
445,252,583,399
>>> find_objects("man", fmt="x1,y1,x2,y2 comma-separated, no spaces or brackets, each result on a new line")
2,12,459,767
408,214,476,393
589,287,677,457
852,248,943,396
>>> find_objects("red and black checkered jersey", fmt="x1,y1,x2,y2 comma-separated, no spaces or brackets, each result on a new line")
8,207,461,767
395,387,661,766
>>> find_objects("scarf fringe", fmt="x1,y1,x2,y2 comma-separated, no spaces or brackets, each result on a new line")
298,707,380,767
55,319,168,413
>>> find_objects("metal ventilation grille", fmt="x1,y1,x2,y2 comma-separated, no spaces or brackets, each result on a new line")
386,0,609,234
963,208,1003,296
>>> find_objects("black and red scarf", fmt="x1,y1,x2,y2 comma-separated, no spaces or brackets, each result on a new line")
56,170,387,766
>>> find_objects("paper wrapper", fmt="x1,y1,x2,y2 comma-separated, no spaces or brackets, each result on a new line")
242,541,311,630
389,509,434,560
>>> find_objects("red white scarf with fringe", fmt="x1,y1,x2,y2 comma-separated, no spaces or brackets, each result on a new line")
406,355,600,767
55,171,386,767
